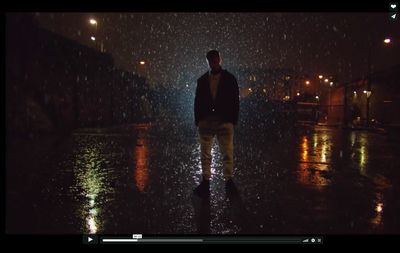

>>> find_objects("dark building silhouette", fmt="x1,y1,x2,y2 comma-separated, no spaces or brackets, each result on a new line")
6,13,152,135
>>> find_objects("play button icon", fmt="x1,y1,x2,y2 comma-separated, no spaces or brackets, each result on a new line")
83,235,98,244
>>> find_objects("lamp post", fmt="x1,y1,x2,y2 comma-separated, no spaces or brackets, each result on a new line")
317,74,323,104
89,18,104,52
366,43,372,127
89,18,97,48
284,75,291,99
328,80,334,122
320,75,331,123
366,37,391,127
138,60,146,78
89,19,97,35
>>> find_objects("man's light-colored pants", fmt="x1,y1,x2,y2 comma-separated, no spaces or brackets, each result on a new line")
198,117,234,180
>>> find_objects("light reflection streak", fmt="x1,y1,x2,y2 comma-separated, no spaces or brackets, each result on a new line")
298,133,331,188
72,137,111,234
134,130,149,193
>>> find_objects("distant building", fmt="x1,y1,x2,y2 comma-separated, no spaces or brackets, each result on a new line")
233,67,296,101
6,13,152,134
321,64,400,126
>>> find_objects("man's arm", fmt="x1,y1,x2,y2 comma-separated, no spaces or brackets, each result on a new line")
232,76,240,125
194,81,200,126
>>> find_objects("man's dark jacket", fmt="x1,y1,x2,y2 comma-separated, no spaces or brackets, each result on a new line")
194,69,239,126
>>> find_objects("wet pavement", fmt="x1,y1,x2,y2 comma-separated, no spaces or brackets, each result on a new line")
6,122,400,234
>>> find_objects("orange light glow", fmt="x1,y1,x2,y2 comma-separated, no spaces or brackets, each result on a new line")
134,131,149,192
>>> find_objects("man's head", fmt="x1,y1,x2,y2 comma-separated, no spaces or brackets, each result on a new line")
206,50,222,72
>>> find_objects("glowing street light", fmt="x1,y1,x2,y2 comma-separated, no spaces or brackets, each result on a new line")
376,203,383,213
137,60,147,77
365,36,392,126
318,75,323,79
324,78,329,83
364,90,372,98
88,18,104,52
353,91,358,99
305,80,310,85
90,36,96,41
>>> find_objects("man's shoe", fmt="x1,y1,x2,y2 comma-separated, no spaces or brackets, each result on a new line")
225,179,239,196
193,180,210,198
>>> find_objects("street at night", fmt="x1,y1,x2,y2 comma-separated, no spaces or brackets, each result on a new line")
6,120,400,234
5,10,400,241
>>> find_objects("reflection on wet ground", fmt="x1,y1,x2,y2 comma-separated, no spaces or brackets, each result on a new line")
6,124,400,234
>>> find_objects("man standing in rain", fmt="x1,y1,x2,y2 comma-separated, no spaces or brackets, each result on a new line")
193,50,240,198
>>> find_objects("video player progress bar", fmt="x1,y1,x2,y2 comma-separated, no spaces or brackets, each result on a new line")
102,239,203,243
101,237,322,244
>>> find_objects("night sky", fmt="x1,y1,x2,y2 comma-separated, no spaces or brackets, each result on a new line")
35,12,399,87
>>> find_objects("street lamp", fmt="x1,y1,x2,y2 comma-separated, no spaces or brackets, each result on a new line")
89,18,104,52
284,75,291,98
318,75,323,79
89,18,98,36
89,18,97,45
364,90,372,97
365,36,392,127
328,80,334,118
89,19,97,25
138,60,147,78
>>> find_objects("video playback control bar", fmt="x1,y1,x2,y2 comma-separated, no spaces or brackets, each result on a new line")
84,234,323,244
